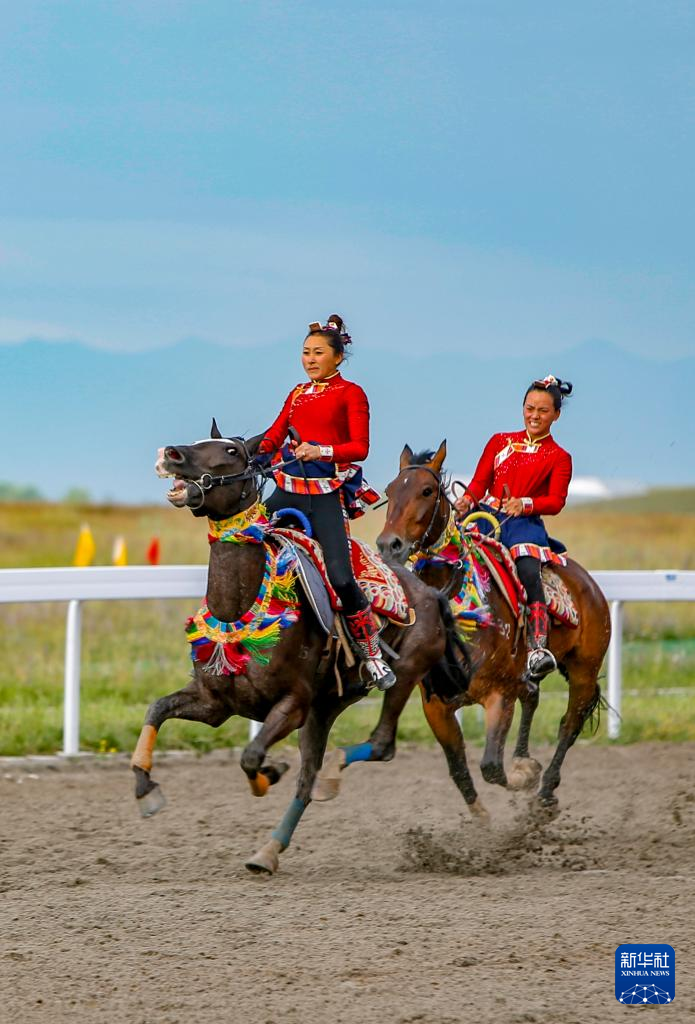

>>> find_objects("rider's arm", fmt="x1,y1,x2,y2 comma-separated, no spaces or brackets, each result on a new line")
523,449,573,515
330,383,370,463
466,435,500,502
259,389,295,454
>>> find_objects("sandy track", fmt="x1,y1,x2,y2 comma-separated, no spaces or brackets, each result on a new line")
1,742,694,1024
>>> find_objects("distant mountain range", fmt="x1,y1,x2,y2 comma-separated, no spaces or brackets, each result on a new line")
2,337,691,501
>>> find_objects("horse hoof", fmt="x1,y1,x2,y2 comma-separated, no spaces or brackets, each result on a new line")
137,783,166,818
507,756,543,792
311,748,346,802
468,798,491,824
535,795,560,819
246,760,290,797
480,762,508,787
245,838,282,876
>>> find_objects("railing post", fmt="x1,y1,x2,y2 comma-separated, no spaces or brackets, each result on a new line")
607,600,623,740
62,599,82,756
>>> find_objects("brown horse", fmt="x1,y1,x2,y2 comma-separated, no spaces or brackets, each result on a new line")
314,441,610,814
377,441,611,809
130,424,470,874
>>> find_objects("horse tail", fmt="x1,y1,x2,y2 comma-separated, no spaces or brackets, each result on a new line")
584,687,613,737
557,664,610,738
421,591,473,704
572,680,610,737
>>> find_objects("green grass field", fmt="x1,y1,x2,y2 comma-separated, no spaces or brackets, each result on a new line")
1,490,693,755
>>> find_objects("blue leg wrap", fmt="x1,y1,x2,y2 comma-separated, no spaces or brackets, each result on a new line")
271,797,308,850
342,742,374,766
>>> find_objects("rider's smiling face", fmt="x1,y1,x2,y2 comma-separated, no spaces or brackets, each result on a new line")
302,336,343,382
523,389,560,439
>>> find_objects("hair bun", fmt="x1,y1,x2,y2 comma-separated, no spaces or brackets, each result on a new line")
327,313,351,345
557,379,573,396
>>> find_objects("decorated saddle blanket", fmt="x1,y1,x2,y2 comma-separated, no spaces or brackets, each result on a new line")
272,527,411,625
468,529,579,628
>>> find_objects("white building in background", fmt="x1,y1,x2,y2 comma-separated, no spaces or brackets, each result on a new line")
448,474,647,505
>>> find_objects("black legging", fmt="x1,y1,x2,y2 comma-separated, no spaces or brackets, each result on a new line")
515,555,545,605
265,487,367,615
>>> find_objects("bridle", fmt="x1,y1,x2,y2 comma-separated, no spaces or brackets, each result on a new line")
394,463,454,554
179,437,262,511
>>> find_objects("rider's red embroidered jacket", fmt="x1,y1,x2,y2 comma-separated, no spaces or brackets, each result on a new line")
467,431,572,515
259,373,378,516
259,373,370,463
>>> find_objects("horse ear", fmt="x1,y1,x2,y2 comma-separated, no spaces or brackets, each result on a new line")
399,444,413,470
245,432,265,457
429,439,447,473
210,418,222,439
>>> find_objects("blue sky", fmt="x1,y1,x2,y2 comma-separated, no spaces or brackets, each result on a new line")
1,0,693,363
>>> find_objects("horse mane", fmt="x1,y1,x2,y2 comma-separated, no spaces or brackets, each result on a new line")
407,448,450,490
409,449,436,466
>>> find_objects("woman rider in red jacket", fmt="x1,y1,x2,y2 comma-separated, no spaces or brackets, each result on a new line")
259,315,396,691
454,375,573,684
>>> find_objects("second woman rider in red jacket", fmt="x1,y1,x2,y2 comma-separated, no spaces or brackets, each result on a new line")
455,375,573,684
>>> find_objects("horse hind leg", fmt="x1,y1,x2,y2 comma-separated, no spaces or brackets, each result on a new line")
131,683,230,816
537,662,602,809
246,703,338,875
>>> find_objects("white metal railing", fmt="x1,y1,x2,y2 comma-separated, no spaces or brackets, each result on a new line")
1,566,694,753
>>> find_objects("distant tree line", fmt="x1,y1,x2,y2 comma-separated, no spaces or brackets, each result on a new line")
0,482,92,503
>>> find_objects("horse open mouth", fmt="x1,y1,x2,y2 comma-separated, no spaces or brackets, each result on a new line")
166,479,189,507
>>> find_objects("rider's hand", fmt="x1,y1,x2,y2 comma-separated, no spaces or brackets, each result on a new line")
454,494,474,514
502,496,524,516
294,442,322,461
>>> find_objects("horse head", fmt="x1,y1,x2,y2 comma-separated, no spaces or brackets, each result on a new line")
377,440,450,564
155,418,265,517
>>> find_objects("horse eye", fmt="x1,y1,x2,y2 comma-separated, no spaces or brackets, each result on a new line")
422,486,433,497
226,447,236,455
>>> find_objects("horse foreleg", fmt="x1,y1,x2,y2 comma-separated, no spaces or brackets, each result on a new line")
246,704,337,875
418,684,489,821
240,693,305,796
479,689,516,787
537,667,601,809
131,683,230,816
312,677,414,802
507,686,543,791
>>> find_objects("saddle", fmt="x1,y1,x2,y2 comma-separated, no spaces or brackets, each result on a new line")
271,526,412,633
465,529,579,628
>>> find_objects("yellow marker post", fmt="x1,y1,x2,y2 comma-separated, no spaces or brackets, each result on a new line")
73,524,96,567
112,536,128,566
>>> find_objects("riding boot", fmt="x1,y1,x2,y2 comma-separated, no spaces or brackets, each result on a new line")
343,607,397,691
525,601,557,688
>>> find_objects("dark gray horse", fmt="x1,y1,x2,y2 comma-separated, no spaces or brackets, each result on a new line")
131,424,470,874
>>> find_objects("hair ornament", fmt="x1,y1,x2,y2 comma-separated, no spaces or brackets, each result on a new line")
308,317,352,346
534,374,559,390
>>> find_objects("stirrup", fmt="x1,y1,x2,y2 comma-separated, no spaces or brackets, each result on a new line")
363,656,397,692
526,647,557,681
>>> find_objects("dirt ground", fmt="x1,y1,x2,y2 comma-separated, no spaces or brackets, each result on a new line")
1,742,694,1024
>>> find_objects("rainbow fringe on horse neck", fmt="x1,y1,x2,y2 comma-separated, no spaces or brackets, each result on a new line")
186,504,300,676
411,512,493,633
